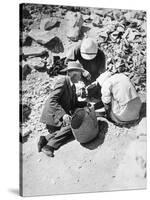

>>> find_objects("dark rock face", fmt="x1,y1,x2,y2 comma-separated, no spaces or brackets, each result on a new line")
22,8,32,19
22,36,33,46
21,64,32,80
44,37,64,53
20,104,31,123
47,56,66,76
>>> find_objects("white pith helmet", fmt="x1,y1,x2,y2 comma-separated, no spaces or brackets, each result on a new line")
80,38,98,60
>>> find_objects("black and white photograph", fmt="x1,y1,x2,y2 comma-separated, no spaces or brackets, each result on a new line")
19,3,147,197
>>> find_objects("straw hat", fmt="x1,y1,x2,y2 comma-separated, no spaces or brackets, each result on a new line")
60,61,84,72
80,38,98,60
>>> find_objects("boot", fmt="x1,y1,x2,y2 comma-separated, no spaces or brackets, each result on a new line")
42,145,54,157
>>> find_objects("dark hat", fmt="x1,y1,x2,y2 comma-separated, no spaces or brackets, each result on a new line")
60,62,84,72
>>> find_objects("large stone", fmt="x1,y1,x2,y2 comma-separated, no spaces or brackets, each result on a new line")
40,18,59,31
92,15,103,27
22,46,47,57
21,47,51,72
28,29,64,53
66,27,81,42
28,29,55,44
27,57,46,71
65,11,84,41
45,37,64,53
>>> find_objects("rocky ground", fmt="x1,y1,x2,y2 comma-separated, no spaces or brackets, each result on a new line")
20,4,147,197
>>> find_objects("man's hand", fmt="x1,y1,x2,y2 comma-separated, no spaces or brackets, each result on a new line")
82,70,91,81
63,114,72,126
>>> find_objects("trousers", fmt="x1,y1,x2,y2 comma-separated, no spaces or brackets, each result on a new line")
110,97,142,124
45,125,75,150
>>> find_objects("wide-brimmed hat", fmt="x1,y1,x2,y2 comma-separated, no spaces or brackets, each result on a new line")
60,62,84,72
80,38,98,60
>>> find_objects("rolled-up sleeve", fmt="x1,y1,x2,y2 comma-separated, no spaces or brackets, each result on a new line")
101,80,112,104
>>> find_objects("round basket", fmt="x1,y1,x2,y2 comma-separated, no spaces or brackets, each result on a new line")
71,107,99,143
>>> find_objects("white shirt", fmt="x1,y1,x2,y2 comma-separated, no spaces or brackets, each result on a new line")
96,72,142,122
97,72,138,106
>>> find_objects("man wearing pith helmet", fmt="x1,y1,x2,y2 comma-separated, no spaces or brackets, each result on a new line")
65,37,106,83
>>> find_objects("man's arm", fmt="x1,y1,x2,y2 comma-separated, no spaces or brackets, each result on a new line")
49,77,67,120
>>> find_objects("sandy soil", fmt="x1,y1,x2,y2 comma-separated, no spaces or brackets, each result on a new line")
21,103,146,196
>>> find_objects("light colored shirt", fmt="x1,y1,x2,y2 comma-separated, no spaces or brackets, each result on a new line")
97,72,141,122
97,72,138,105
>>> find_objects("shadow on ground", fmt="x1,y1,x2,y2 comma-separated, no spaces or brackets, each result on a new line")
139,102,146,119
8,188,19,196
81,120,108,150
79,26,91,40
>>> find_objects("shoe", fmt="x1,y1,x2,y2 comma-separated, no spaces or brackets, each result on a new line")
38,136,48,152
42,145,54,157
